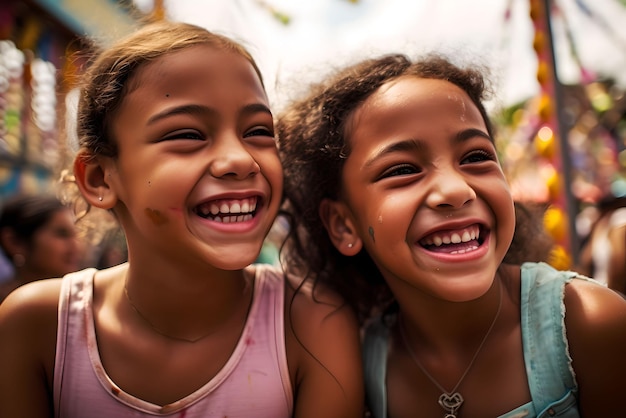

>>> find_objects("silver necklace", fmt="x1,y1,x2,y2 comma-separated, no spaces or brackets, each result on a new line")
399,281,502,418
124,278,214,343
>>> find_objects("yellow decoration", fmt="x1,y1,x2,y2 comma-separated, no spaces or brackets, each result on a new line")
548,245,571,270
533,32,545,54
538,94,552,121
545,171,560,200
529,0,542,22
534,126,555,158
536,61,549,85
543,206,567,242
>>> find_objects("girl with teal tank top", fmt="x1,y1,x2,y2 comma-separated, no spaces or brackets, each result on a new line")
277,51,626,417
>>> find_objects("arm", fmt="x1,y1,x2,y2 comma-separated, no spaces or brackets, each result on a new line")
0,279,61,418
564,279,626,416
286,280,364,418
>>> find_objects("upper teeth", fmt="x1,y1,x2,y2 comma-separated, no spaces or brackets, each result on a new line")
197,198,257,217
421,226,479,247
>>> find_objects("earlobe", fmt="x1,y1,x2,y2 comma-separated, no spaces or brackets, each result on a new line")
73,152,116,209
0,228,23,258
319,198,362,256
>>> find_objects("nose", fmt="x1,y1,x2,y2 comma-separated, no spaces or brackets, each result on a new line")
425,169,476,209
209,133,260,180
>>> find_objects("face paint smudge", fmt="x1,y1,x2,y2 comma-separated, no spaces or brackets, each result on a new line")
368,226,375,242
145,208,168,225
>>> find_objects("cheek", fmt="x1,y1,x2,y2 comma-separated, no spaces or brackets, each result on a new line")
145,208,170,225
359,197,413,244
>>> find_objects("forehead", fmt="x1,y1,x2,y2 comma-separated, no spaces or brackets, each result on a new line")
347,76,485,137
367,76,473,114
126,45,266,100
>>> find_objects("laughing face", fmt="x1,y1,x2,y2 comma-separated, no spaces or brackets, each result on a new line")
103,45,283,270
337,76,515,301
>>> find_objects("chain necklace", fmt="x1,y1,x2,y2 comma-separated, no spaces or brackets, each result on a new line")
398,281,502,418
124,278,215,343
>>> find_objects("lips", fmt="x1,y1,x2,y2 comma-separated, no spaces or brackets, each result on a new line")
419,224,484,254
193,197,258,223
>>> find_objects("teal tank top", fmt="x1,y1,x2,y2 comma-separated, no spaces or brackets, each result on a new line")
363,262,588,418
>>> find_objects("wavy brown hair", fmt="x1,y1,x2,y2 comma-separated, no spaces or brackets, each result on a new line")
277,53,498,323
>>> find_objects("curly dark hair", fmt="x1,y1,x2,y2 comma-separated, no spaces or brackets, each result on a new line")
277,53,501,324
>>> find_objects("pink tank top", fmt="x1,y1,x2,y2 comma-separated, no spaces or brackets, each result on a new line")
53,264,293,417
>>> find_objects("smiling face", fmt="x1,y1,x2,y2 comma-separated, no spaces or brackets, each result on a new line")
336,76,515,301
102,45,283,270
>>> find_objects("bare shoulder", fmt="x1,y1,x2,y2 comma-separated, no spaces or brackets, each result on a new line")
564,278,626,330
284,273,364,418
0,278,63,328
0,278,62,417
285,272,350,318
563,278,626,415
284,272,359,361
0,278,62,360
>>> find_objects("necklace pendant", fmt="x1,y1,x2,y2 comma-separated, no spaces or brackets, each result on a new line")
439,392,463,417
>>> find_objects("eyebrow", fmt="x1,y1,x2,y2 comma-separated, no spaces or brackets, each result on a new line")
362,128,492,169
147,103,272,125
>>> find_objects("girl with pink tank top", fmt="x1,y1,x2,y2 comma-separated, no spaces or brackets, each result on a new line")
0,21,363,418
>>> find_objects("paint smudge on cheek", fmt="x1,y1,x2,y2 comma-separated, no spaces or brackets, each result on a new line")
368,226,375,243
145,208,168,225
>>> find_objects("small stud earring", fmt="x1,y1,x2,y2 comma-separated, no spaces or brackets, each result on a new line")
98,196,103,201
348,243,353,248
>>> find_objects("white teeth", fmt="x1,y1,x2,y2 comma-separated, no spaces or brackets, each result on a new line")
423,226,480,247
197,198,257,222
450,245,478,254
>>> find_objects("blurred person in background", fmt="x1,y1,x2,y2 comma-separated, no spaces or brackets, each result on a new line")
0,193,82,302
578,195,626,296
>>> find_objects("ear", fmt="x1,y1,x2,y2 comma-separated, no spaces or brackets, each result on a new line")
0,228,26,258
319,198,362,256
73,151,117,209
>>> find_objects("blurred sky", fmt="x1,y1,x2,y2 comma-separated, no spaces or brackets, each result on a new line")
133,0,626,110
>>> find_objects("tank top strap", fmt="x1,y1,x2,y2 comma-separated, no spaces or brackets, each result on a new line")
520,262,581,414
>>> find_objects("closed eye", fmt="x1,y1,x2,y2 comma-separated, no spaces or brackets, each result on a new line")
245,127,275,138
379,164,419,180
461,149,496,164
161,130,204,141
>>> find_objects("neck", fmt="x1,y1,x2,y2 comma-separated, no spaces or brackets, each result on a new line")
122,263,253,341
397,279,503,352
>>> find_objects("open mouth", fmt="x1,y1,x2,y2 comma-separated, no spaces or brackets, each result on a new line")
193,197,258,223
419,224,485,254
